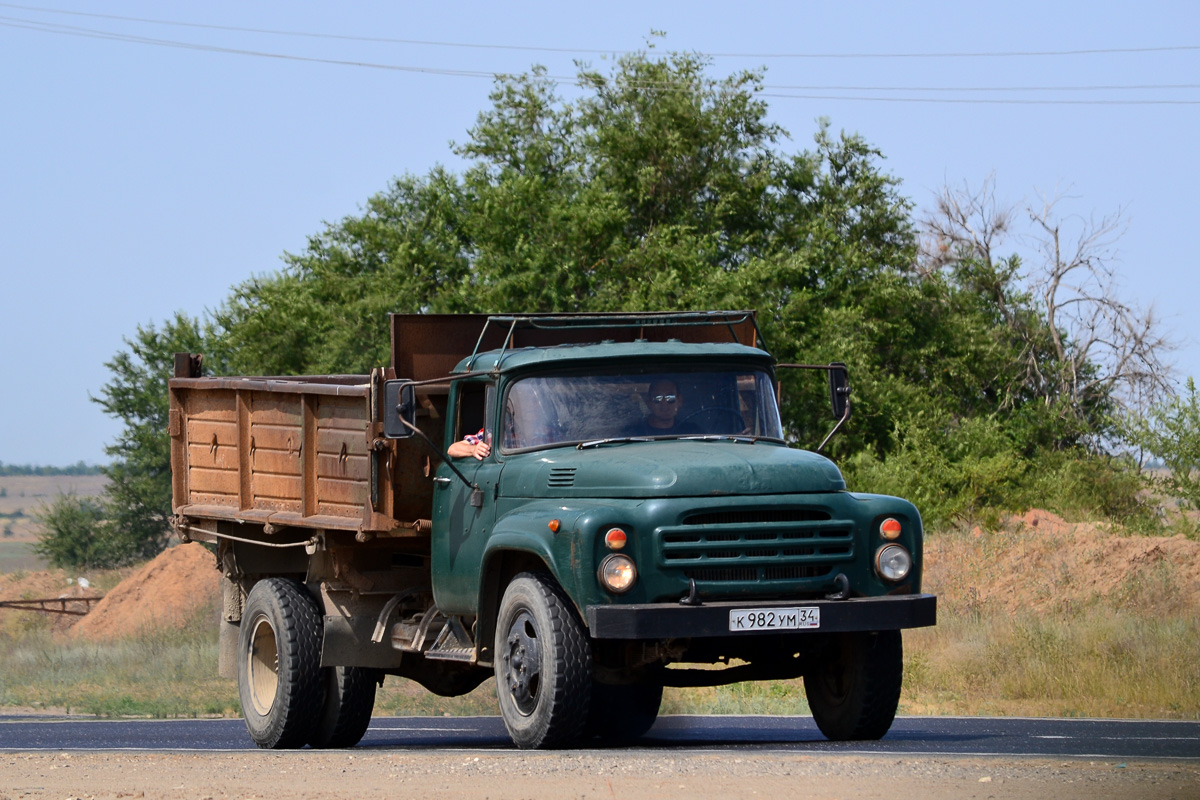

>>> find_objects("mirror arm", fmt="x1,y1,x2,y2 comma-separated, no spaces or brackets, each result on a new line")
777,362,851,452
395,416,478,492
815,399,851,454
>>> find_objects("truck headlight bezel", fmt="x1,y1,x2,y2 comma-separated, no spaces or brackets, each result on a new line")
598,554,637,593
875,544,912,582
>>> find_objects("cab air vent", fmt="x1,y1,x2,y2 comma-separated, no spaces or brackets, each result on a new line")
548,467,577,488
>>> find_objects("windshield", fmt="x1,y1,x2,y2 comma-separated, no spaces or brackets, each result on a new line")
500,366,783,451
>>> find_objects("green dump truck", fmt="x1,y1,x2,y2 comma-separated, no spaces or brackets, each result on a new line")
169,311,935,750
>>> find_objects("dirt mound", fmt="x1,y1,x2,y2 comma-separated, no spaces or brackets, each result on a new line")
70,543,220,640
925,509,1200,617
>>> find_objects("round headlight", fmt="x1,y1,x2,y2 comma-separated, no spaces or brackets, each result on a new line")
599,554,637,593
875,544,912,582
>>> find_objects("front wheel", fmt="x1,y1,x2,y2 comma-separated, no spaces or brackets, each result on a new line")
804,630,902,741
493,573,592,749
238,578,326,749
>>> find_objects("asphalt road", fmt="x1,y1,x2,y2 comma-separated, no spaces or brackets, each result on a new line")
1,715,1197,760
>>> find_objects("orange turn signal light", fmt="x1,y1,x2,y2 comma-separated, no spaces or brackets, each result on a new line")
548,519,561,533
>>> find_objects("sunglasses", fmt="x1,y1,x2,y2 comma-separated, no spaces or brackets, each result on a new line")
651,395,678,404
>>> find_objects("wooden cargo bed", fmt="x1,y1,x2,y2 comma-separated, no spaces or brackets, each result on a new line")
169,372,406,536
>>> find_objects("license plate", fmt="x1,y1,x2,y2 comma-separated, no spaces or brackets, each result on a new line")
728,607,819,632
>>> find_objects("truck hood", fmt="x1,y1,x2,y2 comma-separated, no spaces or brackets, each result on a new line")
501,440,846,499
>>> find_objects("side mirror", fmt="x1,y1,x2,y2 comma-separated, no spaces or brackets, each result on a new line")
827,363,850,421
383,380,417,439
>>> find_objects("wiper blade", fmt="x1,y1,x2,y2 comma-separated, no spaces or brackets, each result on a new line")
577,436,654,450
678,434,759,444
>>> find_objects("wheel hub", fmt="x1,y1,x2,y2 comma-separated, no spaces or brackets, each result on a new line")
247,615,279,716
502,610,542,716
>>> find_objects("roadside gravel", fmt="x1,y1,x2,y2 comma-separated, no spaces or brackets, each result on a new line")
1,751,1196,800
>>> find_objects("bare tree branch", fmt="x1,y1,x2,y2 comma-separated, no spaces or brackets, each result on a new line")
1025,187,1174,418
920,178,1175,446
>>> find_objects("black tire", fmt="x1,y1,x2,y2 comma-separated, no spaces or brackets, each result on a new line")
307,666,378,749
237,578,326,749
493,572,592,749
585,680,663,741
804,630,903,741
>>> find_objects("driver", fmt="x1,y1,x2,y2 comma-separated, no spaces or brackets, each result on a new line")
631,379,700,436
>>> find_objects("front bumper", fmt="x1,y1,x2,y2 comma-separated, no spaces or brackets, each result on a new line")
586,593,936,639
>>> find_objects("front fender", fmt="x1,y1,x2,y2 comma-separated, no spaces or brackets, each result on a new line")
481,504,589,605
471,504,593,666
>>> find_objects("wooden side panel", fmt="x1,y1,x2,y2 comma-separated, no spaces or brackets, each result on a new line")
248,393,303,513
314,395,370,519
182,389,240,508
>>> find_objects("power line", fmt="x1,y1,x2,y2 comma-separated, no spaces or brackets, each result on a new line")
0,1,624,56
2,1,1198,61
2,14,1198,106
0,16,512,80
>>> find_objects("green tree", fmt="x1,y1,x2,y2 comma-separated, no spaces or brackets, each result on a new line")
213,169,470,375
91,313,220,564
95,45,1160,531
213,48,922,458
1125,377,1200,511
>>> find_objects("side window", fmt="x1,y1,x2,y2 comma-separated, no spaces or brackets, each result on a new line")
456,382,488,443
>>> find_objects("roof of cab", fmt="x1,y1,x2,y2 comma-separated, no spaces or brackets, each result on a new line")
453,339,775,374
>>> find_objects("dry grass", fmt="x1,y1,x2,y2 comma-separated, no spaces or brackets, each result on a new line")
900,610,1200,718
898,514,1200,719
0,611,237,717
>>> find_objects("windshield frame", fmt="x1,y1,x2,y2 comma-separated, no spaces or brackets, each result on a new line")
497,361,785,455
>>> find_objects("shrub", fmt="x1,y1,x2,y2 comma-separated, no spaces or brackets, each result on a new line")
843,411,1028,526
32,493,134,569
843,409,1149,529
1124,377,1200,513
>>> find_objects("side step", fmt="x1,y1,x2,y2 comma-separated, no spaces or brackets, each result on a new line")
413,615,477,663
398,614,477,662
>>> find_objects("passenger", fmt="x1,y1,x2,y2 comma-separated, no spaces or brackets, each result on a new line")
447,428,491,460
631,379,700,436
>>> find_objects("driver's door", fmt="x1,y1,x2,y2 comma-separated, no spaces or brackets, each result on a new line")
431,380,501,615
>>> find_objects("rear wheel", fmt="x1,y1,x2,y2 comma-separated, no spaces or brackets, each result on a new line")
307,666,378,749
493,573,592,749
585,680,663,741
238,578,326,749
804,630,902,741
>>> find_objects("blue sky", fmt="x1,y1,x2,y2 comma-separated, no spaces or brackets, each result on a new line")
1,1,1197,466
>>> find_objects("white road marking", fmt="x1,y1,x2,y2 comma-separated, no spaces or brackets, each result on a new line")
1035,735,1199,742
371,726,477,732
